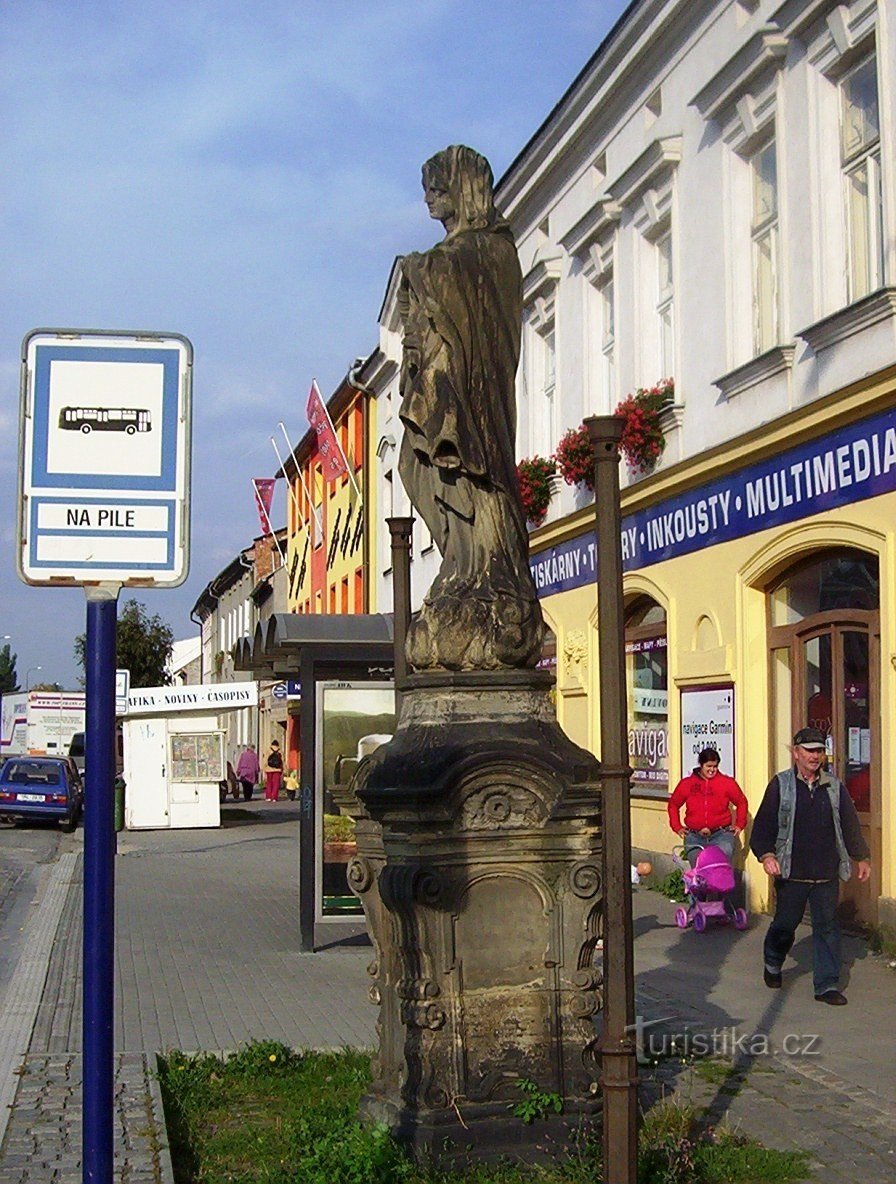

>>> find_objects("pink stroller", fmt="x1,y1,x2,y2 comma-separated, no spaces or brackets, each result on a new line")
673,844,748,933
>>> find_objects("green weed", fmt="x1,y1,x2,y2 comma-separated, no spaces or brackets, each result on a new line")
510,1079,564,1124
652,868,687,903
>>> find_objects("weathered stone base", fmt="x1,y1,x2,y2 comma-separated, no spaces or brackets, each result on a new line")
337,671,604,1166
361,1086,600,1165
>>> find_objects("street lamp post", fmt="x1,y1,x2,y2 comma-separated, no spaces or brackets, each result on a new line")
25,665,43,690
585,415,638,1184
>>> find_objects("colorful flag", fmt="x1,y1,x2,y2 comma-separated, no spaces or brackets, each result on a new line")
306,381,349,481
253,478,276,535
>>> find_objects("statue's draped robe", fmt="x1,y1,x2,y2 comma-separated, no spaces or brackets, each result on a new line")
398,221,544,671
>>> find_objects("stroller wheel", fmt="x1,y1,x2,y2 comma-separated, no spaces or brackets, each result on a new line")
675,907,689,929
692,910,707,933
733,907,749,930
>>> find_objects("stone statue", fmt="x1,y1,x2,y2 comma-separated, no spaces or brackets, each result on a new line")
398,145,544,671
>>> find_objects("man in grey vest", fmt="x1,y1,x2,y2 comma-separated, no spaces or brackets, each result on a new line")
750,727,870,1006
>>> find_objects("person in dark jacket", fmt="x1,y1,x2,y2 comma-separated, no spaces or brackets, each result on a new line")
750,727,870,1006
668,747,748,865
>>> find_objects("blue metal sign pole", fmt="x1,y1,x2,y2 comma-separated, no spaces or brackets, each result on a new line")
83,588,118,1182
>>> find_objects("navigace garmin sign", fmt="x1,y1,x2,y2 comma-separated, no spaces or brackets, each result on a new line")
18,329,192,586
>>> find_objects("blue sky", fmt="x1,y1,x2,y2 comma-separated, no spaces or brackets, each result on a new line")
0,0,630,688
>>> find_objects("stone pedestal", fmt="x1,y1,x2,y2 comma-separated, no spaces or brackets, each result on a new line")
335,670,603,1163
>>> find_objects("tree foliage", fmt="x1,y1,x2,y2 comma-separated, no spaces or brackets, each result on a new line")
0,644,18,693
74,599,175,688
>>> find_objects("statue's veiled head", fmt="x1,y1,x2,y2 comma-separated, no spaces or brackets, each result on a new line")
422,145,499,234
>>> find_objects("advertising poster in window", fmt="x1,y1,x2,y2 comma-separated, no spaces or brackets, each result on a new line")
316,682,395,919
169,732,224,782
680,685,735,779
626,635,668,790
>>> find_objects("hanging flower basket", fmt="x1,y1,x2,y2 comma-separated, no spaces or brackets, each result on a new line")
555,425,596,492
516,455,557,526
614,379,674,473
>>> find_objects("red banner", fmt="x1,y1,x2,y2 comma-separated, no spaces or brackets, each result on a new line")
306,381,348,481
253,478,276,535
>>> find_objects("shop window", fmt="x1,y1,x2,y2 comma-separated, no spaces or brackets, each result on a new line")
840,53,884,302
341,576,349,615
767,549,879,817
768,551,879,625
625,595,668,794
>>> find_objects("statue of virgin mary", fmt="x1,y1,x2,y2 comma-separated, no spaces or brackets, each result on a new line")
398,145,544,672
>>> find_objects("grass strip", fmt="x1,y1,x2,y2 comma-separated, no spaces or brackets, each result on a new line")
157,1042,812,1183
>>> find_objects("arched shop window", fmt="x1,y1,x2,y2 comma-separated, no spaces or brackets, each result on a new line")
767,549,879,815
625,595,668,795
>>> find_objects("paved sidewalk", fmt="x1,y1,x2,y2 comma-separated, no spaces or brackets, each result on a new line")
632,887,896,1183
0,802,893,1180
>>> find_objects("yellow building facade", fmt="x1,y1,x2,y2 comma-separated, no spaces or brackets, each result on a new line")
530,367,896,929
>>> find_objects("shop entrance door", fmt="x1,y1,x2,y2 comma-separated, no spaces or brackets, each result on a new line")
794,614,879,923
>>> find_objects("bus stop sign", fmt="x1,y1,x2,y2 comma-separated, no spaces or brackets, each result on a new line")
17,329,192,588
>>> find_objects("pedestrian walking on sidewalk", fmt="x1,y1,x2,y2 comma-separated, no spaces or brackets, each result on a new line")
264,740,283,801
750,727,871,1006
668,747,748,866
236,745,260,801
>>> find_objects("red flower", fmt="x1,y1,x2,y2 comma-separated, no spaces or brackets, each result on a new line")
516,455,556,526
614,379,673,473
555,425,596,491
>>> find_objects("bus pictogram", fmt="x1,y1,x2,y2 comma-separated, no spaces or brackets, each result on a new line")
58,407,152,435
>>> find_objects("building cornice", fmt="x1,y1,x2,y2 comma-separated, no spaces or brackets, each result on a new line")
692,27,788,122
713,344,796,400
496,0,708,220
606,136,682,210
561,198,623,258
522,250,564,306
798,288,896,353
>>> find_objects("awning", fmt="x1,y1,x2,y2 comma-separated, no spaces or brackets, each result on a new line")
232,612,394,678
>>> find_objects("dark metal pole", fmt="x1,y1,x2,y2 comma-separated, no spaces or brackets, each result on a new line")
387,517,414,693
585,416,638,1184
83,588,118,1182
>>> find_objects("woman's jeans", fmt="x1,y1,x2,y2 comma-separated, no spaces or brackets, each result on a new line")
684,828,736,865
763,878,841,995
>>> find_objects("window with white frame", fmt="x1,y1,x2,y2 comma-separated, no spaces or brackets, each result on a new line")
580,229,616,414
529,321,557,456
751,137,779,353
840,53,883,301
541,325,556,407
655,231,674,379
599,275,615,404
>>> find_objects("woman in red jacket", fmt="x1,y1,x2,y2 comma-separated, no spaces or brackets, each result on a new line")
668,747,748,865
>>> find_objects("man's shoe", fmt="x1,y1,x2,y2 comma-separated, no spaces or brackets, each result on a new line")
815,990,847,1006
763,966,782,988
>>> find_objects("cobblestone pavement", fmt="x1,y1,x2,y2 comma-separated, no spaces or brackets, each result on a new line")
0,807,894,1180
0,1053,167,1184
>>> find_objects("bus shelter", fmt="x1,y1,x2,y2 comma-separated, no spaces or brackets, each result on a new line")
234,612,394,951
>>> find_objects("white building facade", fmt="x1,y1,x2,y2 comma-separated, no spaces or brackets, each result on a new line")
499,0,895,927
362,0,895,928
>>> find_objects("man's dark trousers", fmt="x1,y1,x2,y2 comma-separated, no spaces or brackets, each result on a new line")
765,878,840,995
